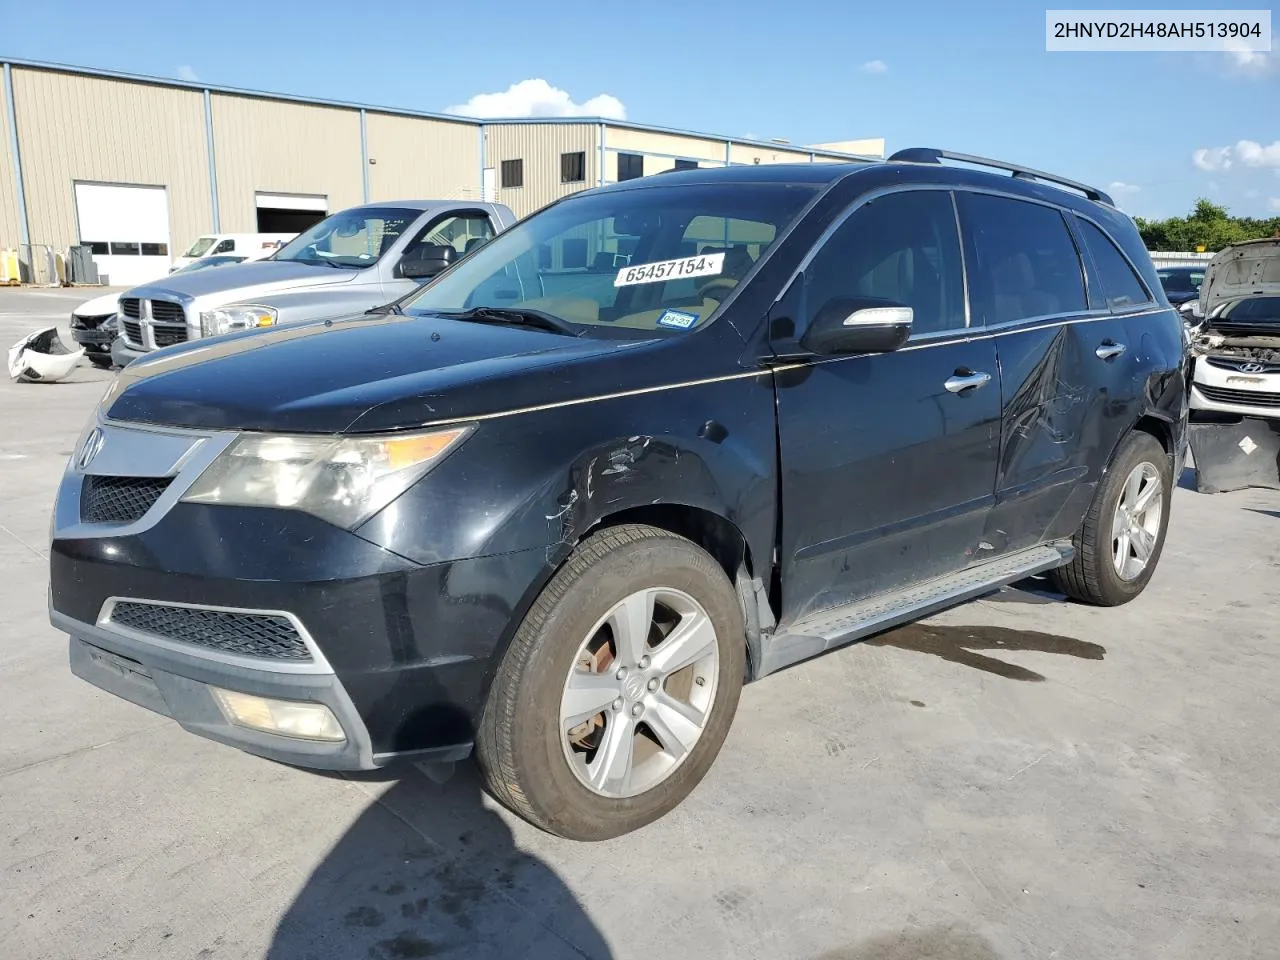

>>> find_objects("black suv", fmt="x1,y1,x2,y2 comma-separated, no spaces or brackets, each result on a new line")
49,149,1187,840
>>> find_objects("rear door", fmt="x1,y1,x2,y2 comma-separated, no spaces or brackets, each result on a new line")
774,189,1002,624
958,192,1149,553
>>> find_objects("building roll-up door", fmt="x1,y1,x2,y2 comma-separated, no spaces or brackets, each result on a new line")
74,183,171,286
255,193,328,234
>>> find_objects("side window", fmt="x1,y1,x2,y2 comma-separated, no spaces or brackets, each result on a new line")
960,193,1086,325
214,239,235,253
405,213,496,259
1077,218,1151,311
804,190,965,336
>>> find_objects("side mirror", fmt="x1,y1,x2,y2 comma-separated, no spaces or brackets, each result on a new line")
800,297,913,355
399,244,456,280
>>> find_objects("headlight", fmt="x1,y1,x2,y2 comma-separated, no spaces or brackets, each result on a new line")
200,305,278,337
182,426,472,528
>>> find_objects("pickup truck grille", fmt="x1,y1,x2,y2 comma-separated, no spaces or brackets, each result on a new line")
107,601,313,662
152,325,188,348
121,319,144,346
80,475,172,524
150,300,185,323
1196,384,1280,408
119,298,141,319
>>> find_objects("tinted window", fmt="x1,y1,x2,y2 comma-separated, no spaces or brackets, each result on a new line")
501,159,523,188
1078,219,1150,311
214,239,235,253
618,153,644,181
673,159,698,171
961,193,1086,325
804,190,965,335
561,152,586,184
1220,297,1280,323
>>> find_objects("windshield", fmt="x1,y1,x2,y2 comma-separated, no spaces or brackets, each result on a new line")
1218,296,1280,324
402,183,818,336
184,237,217,257
272,207,420,269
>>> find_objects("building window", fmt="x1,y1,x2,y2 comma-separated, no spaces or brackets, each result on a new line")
140,242,169,256
561,151,586,184
501,159,524,189
109,242,141,255
674,159,698,171
617,153,644,181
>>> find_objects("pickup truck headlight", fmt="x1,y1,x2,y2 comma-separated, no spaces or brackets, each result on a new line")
182,427,471,528
200,305,278,337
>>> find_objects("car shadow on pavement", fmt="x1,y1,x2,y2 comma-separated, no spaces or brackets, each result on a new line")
864,623,1105,682
266,720,612,959
1247,508,1280,520
814,923,1002,959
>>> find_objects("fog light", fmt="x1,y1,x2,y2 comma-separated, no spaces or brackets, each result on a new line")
211,687,345,742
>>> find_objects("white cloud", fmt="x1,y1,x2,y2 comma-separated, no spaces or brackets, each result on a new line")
1270,197,1280,213
1108,181,1140,196
1223,37,1274,76
176,65,199,82
743,132,760,141
861,60,888,75
445,79,625,120
1193,146,1233,171
1193,140,1280,174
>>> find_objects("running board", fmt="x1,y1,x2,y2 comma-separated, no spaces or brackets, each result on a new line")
757,543,1073,678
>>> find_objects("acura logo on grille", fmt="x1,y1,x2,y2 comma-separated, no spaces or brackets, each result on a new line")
77,427,105,470
1239,362,1266,374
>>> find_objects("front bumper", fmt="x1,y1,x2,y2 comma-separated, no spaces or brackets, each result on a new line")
110,337,148,367
71,327,115,354
1190,357,1280,421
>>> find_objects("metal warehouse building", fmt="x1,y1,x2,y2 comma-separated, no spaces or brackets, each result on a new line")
0,59,881,285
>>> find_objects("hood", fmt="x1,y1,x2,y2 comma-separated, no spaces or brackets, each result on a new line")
72,291,120,318
127,260,358,304
1200,238,1280,314
103,313,657,433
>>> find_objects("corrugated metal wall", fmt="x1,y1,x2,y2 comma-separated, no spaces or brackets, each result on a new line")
365,113,480,201
0,69,21,248
729,143,824,166
485,123,598,217
210,94,364,231
9,67,210,252
605,127,727,168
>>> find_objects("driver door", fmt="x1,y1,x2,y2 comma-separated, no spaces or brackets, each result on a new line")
384,212,497,299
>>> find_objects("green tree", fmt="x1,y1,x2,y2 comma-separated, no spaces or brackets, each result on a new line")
1136,199,1280,252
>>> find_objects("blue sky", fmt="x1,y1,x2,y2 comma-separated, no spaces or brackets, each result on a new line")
4,0,1277,219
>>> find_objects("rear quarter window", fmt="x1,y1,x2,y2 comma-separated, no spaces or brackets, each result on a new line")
959,193,1087,326
1077,219,1152,311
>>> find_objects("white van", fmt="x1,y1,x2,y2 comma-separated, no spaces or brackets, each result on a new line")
171,233,296,271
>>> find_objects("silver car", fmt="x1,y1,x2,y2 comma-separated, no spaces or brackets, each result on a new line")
111,199,516,365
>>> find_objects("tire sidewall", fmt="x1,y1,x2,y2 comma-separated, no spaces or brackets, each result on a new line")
1094,434,1173,601
510,534,744,840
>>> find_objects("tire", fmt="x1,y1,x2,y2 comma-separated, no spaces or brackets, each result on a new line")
476,523,745,841
1050,431,1172,606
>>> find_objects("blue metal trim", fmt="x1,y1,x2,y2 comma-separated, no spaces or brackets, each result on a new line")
3,62,30,246
359,109,370,203
478,124,486,199
598,123,606,186
203,88,220,232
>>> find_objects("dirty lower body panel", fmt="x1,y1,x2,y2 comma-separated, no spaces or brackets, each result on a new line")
1188,417,1280,494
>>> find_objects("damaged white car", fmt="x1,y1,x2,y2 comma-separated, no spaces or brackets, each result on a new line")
1187,237,1280,492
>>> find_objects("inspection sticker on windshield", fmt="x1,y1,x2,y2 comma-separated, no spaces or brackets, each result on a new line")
615,252,725,287
657,309,700,330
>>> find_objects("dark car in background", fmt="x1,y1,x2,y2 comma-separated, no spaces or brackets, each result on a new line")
1157,264,1205,307
49,150,1187,841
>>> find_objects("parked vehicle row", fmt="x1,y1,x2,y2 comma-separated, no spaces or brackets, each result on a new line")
49,151,1187,840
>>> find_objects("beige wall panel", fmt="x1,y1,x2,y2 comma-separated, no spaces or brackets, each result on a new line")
211,94,362,231
10,67,210,252
486,124,597,218
0,69,21,249
365,113,480,201
728,143,820,166
604,127,727,165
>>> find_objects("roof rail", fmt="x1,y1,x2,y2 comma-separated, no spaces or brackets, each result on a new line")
887,147,1113,205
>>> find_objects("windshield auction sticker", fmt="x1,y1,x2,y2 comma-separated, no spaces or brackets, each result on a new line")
615,252,725,287
1046,9,1270,51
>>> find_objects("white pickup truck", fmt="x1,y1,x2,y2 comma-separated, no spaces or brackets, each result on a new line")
111,199,517,366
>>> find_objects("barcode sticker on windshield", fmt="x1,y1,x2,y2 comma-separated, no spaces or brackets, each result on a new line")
615,252,725,287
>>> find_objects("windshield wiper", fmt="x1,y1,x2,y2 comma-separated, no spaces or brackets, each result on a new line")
445,306,581,337
366,302,403,315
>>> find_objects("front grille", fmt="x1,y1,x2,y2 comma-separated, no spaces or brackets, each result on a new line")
1196,383,1280,408
152,326,188,348
121,319,144,345
1205,356,1280,374
80,475,172,523
107,602,313,661
120,298,141,319
150,300,184,323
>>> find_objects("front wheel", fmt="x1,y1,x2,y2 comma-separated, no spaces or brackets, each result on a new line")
1051,431,1172,606
476,524,745,840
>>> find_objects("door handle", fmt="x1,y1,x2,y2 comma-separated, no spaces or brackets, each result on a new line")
944,369,993,394
1096,340,1127,361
